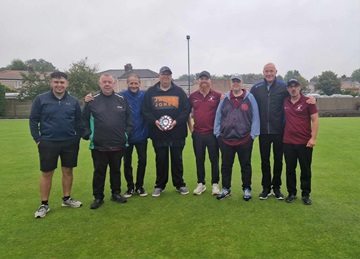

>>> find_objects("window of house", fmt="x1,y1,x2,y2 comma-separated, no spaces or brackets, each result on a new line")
15,81,22,89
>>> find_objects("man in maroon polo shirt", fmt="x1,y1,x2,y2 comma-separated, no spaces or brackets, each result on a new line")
188,71,222,195
283,79,319,205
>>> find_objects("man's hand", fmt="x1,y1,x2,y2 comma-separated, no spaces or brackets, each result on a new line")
84,93,94,103
306,96,316,104
155,120,164,131
306,138,316,147
168,120,177,130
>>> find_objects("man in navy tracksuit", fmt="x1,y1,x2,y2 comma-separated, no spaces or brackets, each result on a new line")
30,71,83,218
121,74,149,198
214,74,260,201
250,63,287,200
82,73,133,209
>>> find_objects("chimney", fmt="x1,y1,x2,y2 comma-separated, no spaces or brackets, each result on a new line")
124,63,133,72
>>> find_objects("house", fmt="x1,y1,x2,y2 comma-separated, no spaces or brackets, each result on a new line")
100,64,159,92
0,70,51,91
0,70,25,90
341,78,360,93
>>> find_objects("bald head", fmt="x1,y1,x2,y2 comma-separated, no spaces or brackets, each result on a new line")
263,63,277,85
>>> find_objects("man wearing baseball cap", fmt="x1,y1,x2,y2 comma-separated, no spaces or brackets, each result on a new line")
283,79,319,205
188,71,222,195
142,66,191,197
214,74,260,201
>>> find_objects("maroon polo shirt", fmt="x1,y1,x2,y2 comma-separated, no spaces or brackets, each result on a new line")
283,94,318,145
189,89,221,135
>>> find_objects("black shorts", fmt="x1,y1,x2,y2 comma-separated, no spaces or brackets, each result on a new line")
38,139,80,172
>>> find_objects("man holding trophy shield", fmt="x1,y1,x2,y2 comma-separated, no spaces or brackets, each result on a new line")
142,66,191,197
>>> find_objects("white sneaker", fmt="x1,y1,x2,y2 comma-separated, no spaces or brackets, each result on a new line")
193,183,206,195
35,204,50,218
212,183,220,195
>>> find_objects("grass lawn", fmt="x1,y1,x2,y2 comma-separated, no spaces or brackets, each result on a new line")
0,118,359,258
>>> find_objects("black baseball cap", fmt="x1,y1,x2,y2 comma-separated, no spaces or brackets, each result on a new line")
198,70,211,79
159,66,172,74
287,78,300,87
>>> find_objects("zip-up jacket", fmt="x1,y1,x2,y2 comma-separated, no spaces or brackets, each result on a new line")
82,91,133,150
29,90,82,142
141,81,190,142
250,78,288,135
120,89,148,144
214,90,260,140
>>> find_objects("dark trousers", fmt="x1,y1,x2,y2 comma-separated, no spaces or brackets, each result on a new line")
91,149,124,200
283,143,313,197
259,134,283,189
192,132,219,185
124,140,147,190
153,145,186,189
219,137,254,190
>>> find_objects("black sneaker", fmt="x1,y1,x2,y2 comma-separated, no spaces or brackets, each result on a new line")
90,199,104,209
124,189,134,198
111,194,127,203
285,194,297,203
136,188,148,197
302,196,312,205
258,188,271,200
273,188,284,200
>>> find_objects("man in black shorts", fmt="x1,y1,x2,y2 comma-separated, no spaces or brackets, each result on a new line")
30,71,83,218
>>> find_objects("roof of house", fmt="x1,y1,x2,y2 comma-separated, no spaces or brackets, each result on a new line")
100,69,159,80
118,69,159,79
0,70,51,80
0,70,27,80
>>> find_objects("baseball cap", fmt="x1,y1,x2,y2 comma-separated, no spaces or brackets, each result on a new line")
287,78,300,86
230,74,242,81
198,70,211,79
159,66,172,74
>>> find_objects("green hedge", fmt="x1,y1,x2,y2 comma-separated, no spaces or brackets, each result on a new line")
0,84,5,116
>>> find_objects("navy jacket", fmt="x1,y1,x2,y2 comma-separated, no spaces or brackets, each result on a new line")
29,90,82,142
120,89,148,143
250,78,288,135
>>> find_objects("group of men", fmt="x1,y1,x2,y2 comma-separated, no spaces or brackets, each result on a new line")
30,63,318,218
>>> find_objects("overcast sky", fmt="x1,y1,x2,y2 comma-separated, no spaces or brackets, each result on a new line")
1,0,359,80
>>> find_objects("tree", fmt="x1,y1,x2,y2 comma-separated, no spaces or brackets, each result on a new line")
25,59,57,71
18,68,51,100
3,59,28,70
315,71,341,95
284,70,309,92
177,74,196,81
310,76,319,83
351,68,360,82
66,58,99,99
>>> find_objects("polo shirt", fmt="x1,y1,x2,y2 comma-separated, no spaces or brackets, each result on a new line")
189,89,221,135
283,94,318,145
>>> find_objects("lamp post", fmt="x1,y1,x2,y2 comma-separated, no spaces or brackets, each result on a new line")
186,35,190,96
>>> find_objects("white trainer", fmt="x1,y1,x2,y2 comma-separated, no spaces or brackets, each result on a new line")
193,183,206,195
212,183,220,195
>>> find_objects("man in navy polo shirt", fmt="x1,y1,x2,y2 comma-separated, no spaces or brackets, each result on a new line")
188,71,222,195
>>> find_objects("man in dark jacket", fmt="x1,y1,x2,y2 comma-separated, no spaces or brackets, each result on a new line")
30,71,83,218
82,73,133,209
250,63,287,200
121,74,149,198
142,66,191,197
